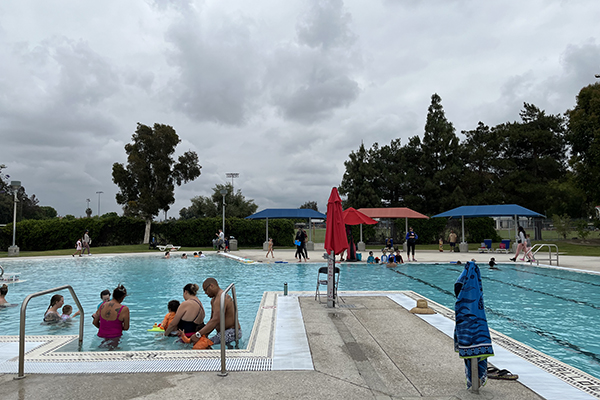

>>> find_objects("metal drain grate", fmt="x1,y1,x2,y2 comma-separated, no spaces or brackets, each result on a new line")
337,304,356,308
0,357,273,374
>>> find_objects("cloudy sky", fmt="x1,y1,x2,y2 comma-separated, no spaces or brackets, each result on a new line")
1,0,599,218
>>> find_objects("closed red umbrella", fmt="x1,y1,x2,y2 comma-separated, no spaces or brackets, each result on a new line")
342,207,378,225
324,187,348,308
325,188,349,255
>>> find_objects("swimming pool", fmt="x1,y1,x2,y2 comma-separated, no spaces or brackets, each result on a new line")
1,255,599,380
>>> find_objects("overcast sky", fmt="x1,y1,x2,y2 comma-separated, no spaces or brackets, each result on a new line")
1,0,599,218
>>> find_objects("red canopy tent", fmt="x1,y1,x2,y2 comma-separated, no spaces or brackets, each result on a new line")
343,207,377,247
342,207,378,225
357,207,429,243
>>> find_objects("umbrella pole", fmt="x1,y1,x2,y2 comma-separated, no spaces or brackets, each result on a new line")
327,250,335,308
471,357,480,393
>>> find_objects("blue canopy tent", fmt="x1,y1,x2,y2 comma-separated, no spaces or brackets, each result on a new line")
432,204,545,245
245,208,327,249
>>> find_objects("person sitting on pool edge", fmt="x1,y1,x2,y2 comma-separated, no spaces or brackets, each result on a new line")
366,251,375,264
394,249,404,264
189,278,241,347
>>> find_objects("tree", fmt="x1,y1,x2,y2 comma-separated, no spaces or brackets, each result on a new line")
552,214,571,240
419,93,463,214
339,142,380,208
112,123,202,243
567,83,600,209
461,122,503,205
180,196,218,219
0,164,55,223
179,183,258,219
299,201,319,211
494,103,567,214
575,219,591,241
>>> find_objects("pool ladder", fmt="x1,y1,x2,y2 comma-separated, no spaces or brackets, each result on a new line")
218,282,240,377
530,244,559,265
15,285,85,380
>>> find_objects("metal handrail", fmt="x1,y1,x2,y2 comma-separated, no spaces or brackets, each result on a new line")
531,244,559,265
218,283,239,377
16,285,84,380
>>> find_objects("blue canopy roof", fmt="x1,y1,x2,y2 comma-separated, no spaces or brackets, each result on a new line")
245,208,327,220
431,204,545,219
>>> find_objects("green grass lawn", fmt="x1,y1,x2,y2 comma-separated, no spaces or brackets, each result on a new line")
0,244,215,258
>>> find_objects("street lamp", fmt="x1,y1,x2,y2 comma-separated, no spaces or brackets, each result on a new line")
225,172,239,193
96,191,103,217
220,188,227,236
8,181,21,256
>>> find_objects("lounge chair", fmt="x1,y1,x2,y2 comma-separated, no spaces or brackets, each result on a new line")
157,244,181,252
496,239,511,253
478,240,492,253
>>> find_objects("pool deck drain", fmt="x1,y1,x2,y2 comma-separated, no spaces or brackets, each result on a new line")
1,291,599,399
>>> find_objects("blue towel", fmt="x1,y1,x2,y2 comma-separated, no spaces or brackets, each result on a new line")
454,261,494,388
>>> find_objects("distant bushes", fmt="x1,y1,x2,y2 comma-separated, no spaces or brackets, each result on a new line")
0,216,295,251
0,214,500,252
152,217,294,247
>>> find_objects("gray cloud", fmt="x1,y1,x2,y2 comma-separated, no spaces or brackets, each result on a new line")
164,9,263,125
1,0,600,218
297,0,356,50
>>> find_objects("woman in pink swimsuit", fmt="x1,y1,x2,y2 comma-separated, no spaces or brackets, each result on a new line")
93,285,130,343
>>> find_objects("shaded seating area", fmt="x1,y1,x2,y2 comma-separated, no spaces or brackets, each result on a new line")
315,266,340,303
432,204,545,252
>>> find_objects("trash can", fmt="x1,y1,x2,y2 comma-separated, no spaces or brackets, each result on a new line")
229,238,238,251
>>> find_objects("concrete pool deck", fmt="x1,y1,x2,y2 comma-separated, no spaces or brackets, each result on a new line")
1,248,599,399
233,245,600,273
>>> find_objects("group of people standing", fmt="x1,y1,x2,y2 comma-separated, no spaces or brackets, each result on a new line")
295,227,309,262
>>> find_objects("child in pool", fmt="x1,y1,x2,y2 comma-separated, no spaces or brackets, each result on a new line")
161,300,180,332
61,304,80,321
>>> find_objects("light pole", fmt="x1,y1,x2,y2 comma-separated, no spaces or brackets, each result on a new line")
226,173,239,193
220,188,227,236
8,181,21,256
96,191,103,216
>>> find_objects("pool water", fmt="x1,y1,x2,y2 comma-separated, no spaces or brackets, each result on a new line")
1,256,599,380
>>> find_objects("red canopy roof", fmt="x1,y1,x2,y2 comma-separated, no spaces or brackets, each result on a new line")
357,207,429,219
342,207,378,225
